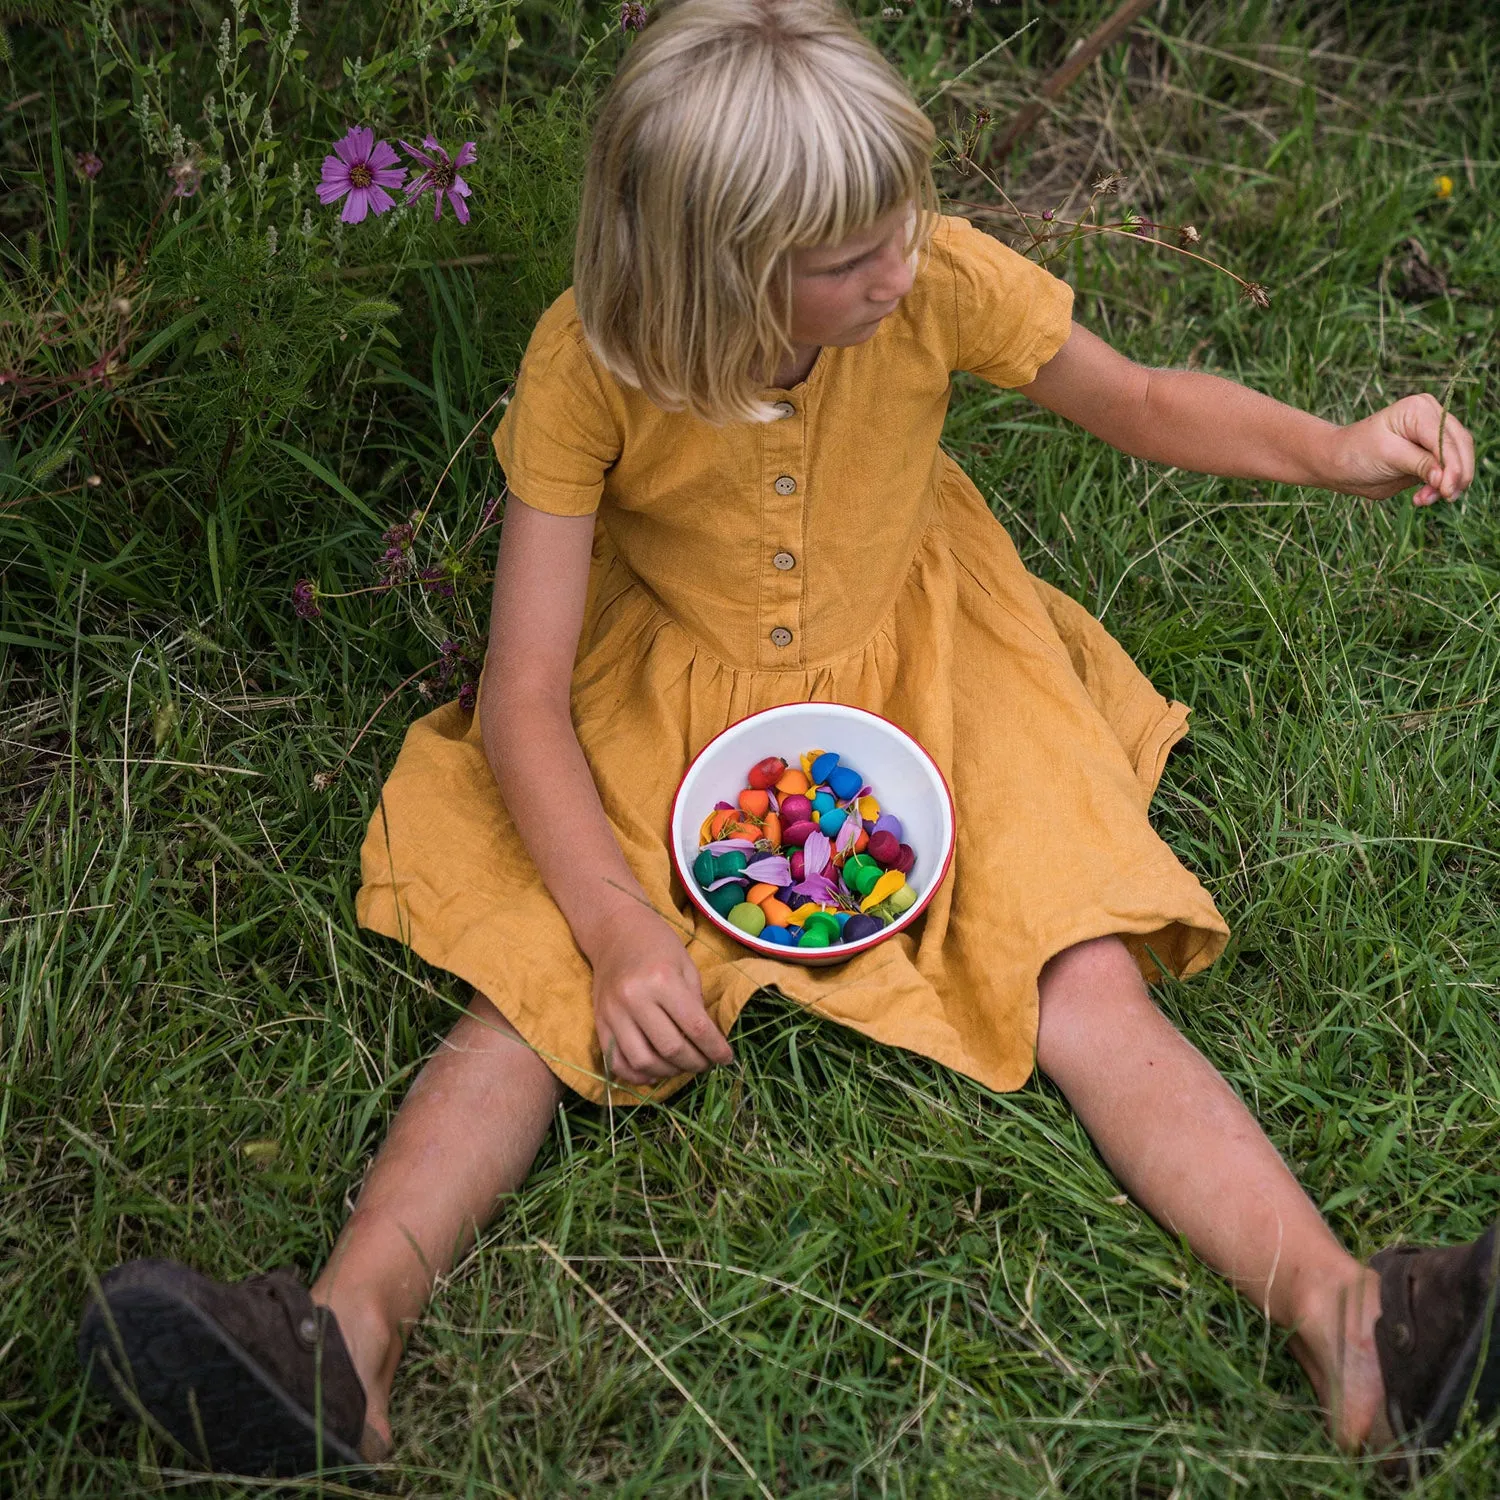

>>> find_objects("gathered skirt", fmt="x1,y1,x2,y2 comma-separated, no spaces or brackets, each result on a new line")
356,458,1229,1104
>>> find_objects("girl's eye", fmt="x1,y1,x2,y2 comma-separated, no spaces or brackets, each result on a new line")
825,260,860,277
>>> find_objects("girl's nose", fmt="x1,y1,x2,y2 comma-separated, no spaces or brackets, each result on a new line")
869,246,916,305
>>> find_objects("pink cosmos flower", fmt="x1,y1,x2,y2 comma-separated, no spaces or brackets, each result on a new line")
399,137,476,224
317,126,406,224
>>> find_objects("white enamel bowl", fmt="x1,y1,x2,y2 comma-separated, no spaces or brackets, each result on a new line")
669,703,956,967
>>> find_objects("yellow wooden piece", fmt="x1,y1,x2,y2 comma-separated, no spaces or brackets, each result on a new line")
800,748,825,779
856,795,880,821
860,869,906,913
791,904,823,924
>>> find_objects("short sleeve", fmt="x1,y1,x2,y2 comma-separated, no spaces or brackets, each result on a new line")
946,216,1075,388
491,297,622,517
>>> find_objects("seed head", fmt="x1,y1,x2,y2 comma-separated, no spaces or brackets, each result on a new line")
1092,172,1125,197
169,154,203,198
1177,224,1201,248
1240,281,1271,311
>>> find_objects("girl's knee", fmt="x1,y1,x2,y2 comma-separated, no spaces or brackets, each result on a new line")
1039,934,1141,996
465,988,522,1040
1036,936,1153,1068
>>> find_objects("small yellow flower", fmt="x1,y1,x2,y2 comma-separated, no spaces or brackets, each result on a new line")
1434,174,1454,199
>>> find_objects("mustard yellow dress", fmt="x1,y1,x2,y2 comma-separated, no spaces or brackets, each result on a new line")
356,214,1230,1105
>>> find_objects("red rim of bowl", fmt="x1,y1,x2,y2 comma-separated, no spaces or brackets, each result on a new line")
668,703,957,962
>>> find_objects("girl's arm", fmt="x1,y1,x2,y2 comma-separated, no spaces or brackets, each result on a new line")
1018,322,1475,505
480,495,734,1088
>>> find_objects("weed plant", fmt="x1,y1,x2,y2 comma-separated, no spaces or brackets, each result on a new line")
2,0,1497,1495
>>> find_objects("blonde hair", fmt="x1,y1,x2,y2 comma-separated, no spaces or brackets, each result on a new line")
574,0,939,425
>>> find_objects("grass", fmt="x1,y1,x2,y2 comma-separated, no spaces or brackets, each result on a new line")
3,0,1499,1494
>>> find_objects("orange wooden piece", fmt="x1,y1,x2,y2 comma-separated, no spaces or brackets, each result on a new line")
746,882,778,906
738,788,771,818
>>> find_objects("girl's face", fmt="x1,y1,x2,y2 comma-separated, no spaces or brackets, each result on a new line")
785,203,918,349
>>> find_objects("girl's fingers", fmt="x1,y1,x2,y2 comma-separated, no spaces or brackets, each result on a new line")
1445,416,1476,496
1407,399,1474,499
605,1015,676,1083
1382,429,1442,494
666,990,734,1065
636,1004,715,1076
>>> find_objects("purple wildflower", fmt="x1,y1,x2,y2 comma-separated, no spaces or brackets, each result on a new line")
432,639,481,710
418,565,456,598
292,579,322,619
399,137,477,224
75,150,103,181
316,126,406,224
375,521,415,590
1040,208,1055,222
620,2,649,31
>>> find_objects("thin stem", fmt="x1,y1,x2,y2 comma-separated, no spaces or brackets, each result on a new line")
314,660,437,789
945,192,1261,292
410,384,513,538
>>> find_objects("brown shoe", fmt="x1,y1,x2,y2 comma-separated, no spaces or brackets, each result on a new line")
77,1258,374,1481
1372,1218,1500,1470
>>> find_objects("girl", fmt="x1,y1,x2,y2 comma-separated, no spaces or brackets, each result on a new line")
81,0,1487,1481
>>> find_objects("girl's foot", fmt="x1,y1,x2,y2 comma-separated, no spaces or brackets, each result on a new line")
1293,1219,1500,1465
1287,1263,1390,1451
310,1280,402,1457
77,1258,378,1480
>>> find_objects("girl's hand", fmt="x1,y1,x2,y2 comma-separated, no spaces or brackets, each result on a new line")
591,912,734,1087
1329,393,1475,506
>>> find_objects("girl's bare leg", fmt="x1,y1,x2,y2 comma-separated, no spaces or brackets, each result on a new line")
310,992,564,1451
1035,937,1388,1451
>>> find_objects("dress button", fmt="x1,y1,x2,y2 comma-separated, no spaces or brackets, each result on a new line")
772,401,796,418
772,550,796,571
769,626,793,648
774,475,797,496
